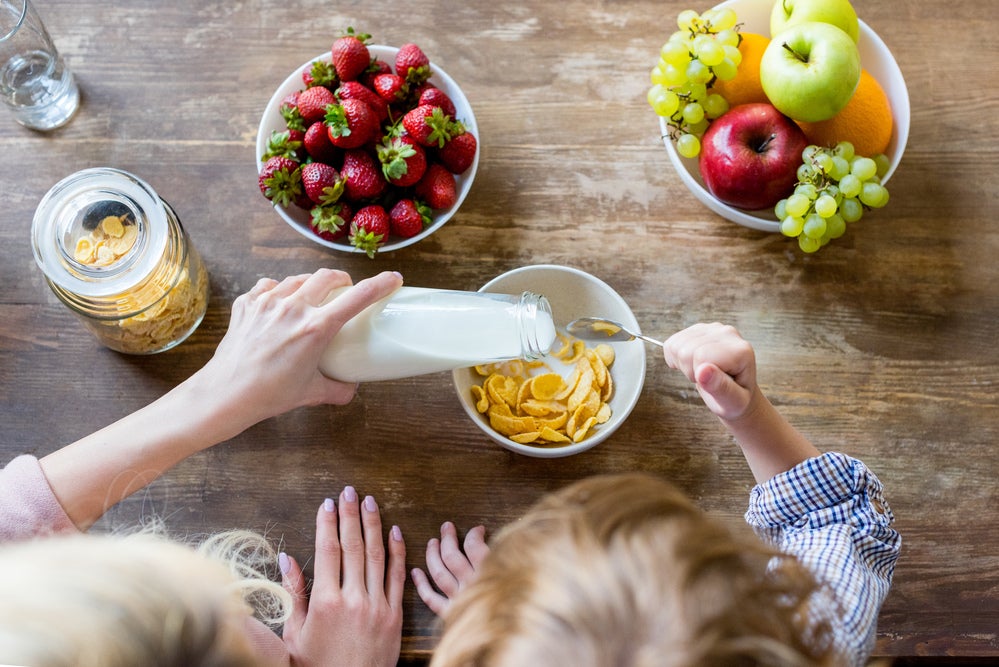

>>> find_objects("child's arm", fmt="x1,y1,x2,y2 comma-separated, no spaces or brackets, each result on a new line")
39,269,404,531
663,322,821,483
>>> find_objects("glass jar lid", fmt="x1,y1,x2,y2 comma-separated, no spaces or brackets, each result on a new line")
31,168,170,298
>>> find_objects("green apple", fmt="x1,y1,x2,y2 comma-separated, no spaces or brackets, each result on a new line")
771,0,860,43
759,21,860,123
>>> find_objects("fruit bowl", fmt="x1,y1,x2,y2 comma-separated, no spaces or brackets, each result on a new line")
452,265,647,458
256,45,479,252
660,0,909,232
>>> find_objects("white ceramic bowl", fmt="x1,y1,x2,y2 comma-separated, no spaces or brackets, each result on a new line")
452,265,647,458
660,0,910,232
256,45,479,252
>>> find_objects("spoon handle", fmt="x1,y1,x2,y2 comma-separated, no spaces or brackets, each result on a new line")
633,332,664,347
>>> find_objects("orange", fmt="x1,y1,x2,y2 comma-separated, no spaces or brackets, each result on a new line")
709,32,770,107
797,69,893,157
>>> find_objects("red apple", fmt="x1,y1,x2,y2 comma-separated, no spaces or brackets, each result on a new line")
698,103,808,211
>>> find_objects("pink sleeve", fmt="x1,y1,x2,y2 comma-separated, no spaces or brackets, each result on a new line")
0,455,78,541
244,617,290,666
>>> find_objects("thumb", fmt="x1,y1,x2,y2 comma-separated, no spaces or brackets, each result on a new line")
694,362,751,420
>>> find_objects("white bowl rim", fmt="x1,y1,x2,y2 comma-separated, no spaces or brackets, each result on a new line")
451,264,647,458
660,0,910,233
255,44,479,252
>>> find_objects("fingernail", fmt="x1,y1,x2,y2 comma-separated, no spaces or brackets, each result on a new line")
363,495,377,512
392,271,403,280
324,497,335,513
278,552,290,575
343,485,357,503
391,525,403,541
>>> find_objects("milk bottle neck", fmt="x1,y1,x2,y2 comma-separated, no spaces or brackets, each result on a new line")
515,291,553,360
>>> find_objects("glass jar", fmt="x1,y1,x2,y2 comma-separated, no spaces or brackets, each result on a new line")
31,167,209,355
319,287,556,382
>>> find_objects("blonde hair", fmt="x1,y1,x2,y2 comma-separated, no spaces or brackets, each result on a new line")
431,472,834,667
0,527,291,667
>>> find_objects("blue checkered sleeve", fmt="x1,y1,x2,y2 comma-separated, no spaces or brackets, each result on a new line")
745,452,901,667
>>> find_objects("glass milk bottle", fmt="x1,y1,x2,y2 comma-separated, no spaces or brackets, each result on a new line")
31,168,210,354
319,287,557,382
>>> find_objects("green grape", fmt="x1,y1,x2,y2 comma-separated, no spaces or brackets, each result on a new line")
859,182,886,207
661,40,691,68
830,156,850,180
781,215,805,237
709,7,737,30
687,118,709,135
851,157,877,181
774,198,788,220
826,213,846,239
650,64,669,86
794,183,818,201
676,133,700,158
814,194,838,218
802,145,821,162
647,86,680,117
682,102,705,124
716,28,740,48
803,214,826,240
702,93,728,119
838,173,862,198
833,141,855,161
677,9,700,30
814,152,834,174
685,82,707,100
840,197,864,223
798,235,821,253
712,57,738,81
874,153,891,178
797,163,816,183
661,64,687,87
685,59,713,84
697,40,725,67
785,193,811,218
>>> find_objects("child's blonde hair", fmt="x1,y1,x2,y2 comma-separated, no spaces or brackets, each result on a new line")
0,527,291,667
431,472,834,667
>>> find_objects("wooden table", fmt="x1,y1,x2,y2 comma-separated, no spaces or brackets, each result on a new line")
2,0,996,662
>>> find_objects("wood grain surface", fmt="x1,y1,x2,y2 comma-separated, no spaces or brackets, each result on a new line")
1,0,996,662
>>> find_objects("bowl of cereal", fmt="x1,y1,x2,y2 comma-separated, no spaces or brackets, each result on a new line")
452,265,647,458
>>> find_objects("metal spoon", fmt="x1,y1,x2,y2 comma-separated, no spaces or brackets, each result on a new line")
565,317,664,347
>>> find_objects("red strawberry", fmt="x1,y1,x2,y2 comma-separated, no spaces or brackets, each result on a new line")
389,198,432,238
395,43,431,85
310,201,352,241
439,131,477,174
372,73,407,104
337,80,388,121
297,86,336,125
402,104,454,148
415,163,457,210
325,98,378,149
418,87,456,118
303,121,339,164
331,27,371,82
360,59,393,89
280,92,305,132
258,156,303,208
300,162,344,205
349,204,390,257
261,129,303,161
341,149,387,201
377,135,426,187
303,60,338,89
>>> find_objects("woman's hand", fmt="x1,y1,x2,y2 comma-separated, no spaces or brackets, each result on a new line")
193,269,403,437
411,522,490,617
281,488,406,667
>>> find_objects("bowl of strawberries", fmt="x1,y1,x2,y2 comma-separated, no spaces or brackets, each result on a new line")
256,29,479,257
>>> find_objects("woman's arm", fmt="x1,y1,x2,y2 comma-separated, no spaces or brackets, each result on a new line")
40,269,403,530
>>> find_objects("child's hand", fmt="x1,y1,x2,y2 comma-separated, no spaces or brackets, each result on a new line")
280,488,406,667
411,522,490,617
663,322,757,422
192,269,403,436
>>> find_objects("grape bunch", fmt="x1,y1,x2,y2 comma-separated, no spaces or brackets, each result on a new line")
647,8,741,158
775,142,891,253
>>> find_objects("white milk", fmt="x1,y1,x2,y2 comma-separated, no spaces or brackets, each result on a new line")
319,286,557,382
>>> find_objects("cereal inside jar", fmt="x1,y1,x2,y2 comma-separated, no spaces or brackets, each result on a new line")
32,168,210,355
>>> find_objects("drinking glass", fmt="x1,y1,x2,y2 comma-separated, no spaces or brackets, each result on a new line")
0,0,79,130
